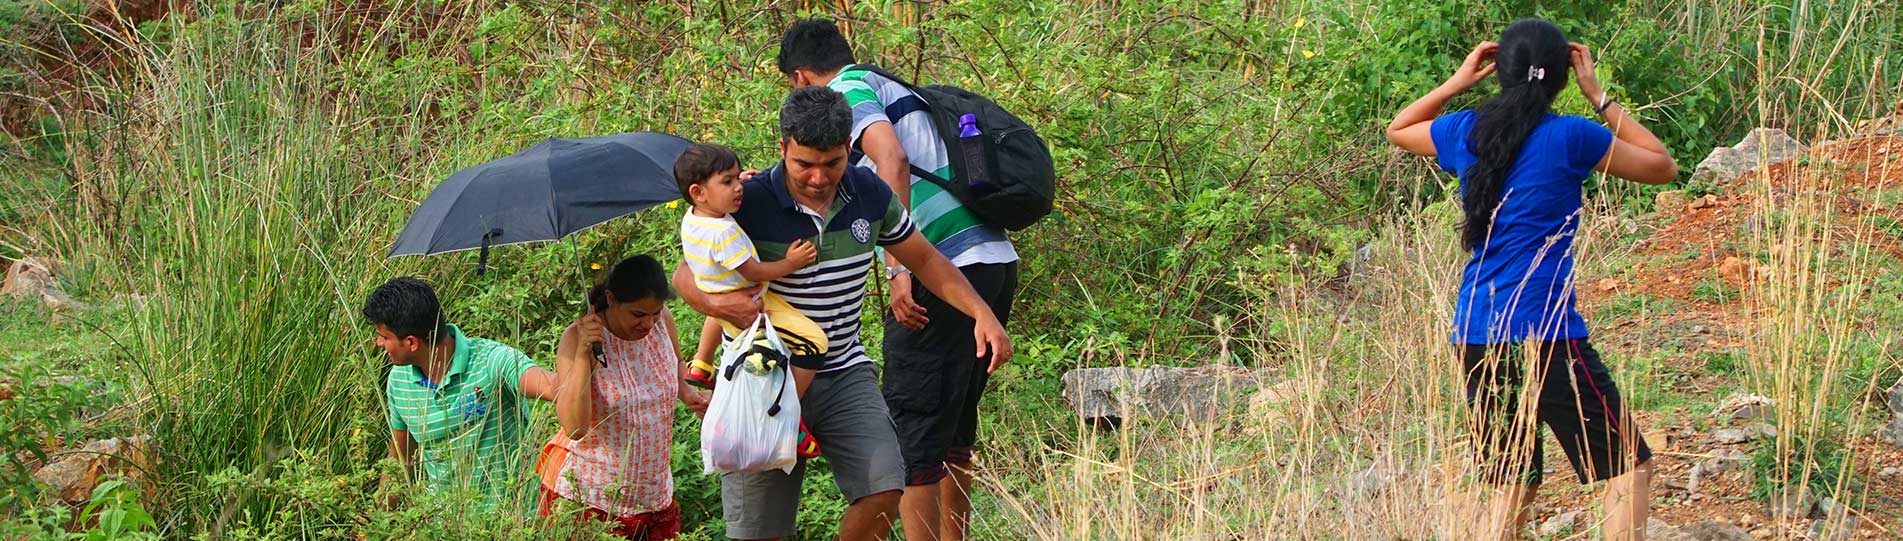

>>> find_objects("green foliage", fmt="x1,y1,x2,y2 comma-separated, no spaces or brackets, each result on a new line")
196,456,615,540
0,361,94,511
74,479,160,541
1749,430,1856,504
2,476,159,541
1699,350,1741,377
1690,279,1736,303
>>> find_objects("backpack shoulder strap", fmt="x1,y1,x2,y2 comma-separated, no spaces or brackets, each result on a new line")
847,64,919,92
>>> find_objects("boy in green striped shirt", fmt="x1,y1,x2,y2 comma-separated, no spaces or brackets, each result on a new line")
362,276,558,505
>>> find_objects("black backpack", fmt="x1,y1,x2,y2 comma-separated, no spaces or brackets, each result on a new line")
850,65,1056,231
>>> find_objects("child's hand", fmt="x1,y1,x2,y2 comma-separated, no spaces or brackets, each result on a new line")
738,169,761,182
787,239,818,266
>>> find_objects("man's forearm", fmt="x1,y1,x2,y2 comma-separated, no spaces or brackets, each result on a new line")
902,250,995,323
674,262,712,312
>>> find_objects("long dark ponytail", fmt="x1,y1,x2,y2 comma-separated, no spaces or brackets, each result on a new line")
1461,19,1572,250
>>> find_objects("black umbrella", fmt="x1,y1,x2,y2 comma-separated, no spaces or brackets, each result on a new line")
387,131,691,272
387,131,693,363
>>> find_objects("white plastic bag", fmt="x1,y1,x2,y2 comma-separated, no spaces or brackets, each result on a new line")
700,313,801,475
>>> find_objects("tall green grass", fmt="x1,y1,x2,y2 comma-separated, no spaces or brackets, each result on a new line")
80,12,412,530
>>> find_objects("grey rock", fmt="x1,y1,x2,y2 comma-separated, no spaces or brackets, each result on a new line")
1888,380,1903,414
1648,519,1695,541
1765,485,1816,520
1714,428,1750,444
1880,415,1903,448
1741,423,1778,441
1062,367,1275,426
1714,393,1776,421
1539,510,1582,537
1689,448,1751,494
1694,128,1809,184
1679,520,1758,541
31,436,152,503
0,258,83,311
1854,115,1900,136
1810,498,1859,541
1,258,57,298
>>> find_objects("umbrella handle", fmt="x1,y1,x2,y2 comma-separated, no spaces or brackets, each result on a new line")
476,228,502,276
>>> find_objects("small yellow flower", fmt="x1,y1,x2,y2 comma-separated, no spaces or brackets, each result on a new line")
1293,18,1306,29
667,200,681,209
590,262,604,270
1301,50,1315,59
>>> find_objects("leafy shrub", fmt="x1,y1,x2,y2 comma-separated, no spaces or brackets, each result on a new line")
0,361,94,511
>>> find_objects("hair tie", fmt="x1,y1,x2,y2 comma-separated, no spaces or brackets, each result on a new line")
1526,66,1546,82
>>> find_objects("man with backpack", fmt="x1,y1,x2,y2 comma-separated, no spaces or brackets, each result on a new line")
778,19,1044,541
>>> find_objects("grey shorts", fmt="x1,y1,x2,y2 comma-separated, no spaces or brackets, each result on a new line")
721,363,904,539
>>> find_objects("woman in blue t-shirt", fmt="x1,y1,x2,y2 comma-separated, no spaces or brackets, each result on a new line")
1386,19,1677,541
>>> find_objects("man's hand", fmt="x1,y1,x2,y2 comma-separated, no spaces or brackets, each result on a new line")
888,276,929,331
676,262,764,327
975,316,1012,374
707,287,763,327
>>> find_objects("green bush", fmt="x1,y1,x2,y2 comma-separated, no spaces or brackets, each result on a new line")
0,361,94,511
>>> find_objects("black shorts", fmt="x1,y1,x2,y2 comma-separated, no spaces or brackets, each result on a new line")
882,262,1018,486
1462,339,1652,486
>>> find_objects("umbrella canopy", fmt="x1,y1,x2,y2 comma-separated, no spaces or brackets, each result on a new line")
387,131,691,260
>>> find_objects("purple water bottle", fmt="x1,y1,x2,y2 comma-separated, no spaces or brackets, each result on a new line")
957,114,995,194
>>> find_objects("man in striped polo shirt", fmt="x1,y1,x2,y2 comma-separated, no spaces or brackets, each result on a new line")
779,19,1022,541
674,87,1010,541
363,276,558,506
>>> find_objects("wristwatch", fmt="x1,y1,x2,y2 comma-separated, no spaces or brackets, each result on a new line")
883,263,910,281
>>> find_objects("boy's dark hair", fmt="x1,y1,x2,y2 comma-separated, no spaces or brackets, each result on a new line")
362,276,450,341
589,254,675,314
777,19,855,75
673,142,741,201
779,87,853,151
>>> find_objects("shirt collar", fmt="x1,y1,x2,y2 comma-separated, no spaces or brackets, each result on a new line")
765,163,856,214
420,324,471,388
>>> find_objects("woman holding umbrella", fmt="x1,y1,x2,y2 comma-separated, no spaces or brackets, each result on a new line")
541,254,711,539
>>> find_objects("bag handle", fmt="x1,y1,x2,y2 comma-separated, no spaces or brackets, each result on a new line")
720,314,768,382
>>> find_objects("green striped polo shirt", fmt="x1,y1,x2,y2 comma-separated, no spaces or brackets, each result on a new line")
829,65,1018,267
384,324,538,503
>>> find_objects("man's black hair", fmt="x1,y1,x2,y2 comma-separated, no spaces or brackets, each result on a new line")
779,86,853,151
777,18,855,75
362,276,450,341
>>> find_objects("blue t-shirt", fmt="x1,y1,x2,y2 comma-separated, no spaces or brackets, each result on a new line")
1432,111,1613,345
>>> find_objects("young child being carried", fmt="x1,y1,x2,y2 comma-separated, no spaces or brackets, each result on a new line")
674,142,826,458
